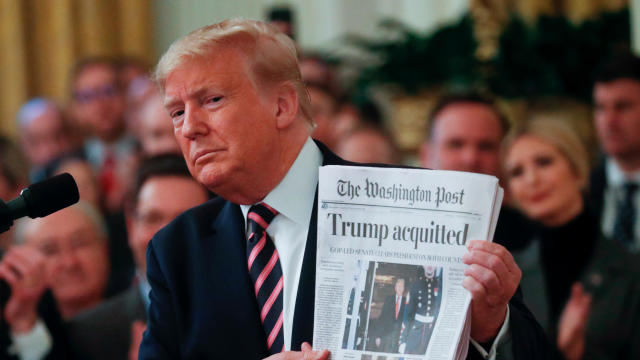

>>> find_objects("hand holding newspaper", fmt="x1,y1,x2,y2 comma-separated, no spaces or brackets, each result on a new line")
313,166,503,360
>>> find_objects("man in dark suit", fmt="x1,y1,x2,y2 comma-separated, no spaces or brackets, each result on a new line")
374,278,406,353
140,18,549,360
419,92,533,252
590,54,640,251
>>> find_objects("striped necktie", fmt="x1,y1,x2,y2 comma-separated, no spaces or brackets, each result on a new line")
246,203,285,354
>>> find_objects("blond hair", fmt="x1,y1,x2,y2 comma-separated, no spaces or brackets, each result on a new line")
153,18,311,124
502,119,590,189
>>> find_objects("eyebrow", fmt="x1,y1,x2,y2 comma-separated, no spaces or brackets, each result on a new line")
164,86,212,109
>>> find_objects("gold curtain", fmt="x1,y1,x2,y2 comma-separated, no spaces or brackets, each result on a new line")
470,0,629,62
0,0,152,136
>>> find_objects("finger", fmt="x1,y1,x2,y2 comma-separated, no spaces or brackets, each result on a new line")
464,264,502,293
301,342,312,352
571,283,584,297
0,265,19,287
3,256,30,279
467,241,521,279
462,250,510,284
316,349,329,360
463,268,503,307
462,275,487,303
10,247,44,268
568,283,592,310
263,351,301,360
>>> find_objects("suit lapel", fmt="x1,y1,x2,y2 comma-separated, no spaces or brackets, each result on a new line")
291,141,349,349
208,201,269,356
291,191,318,350
210,201,251,295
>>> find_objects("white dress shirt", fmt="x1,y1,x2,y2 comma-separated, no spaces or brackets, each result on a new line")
240,137,322,351
9,319,52,360
241,137,508,358
601,158,640,250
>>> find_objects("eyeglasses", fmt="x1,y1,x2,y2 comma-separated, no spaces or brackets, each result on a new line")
73,84,119,104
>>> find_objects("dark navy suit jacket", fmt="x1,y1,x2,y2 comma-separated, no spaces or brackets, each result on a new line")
139,142,549,360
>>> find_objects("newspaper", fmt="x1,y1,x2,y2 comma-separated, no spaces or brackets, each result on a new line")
313,166,503,360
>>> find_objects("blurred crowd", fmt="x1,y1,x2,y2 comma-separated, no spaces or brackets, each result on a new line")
0,7,639,360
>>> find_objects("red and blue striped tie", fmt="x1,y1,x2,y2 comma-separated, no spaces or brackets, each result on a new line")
246,203,285,354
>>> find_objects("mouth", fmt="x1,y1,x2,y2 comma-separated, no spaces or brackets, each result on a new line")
193,149,218,164
528,191,549,203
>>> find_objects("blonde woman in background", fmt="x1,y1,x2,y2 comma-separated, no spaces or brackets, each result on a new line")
502,119,640,360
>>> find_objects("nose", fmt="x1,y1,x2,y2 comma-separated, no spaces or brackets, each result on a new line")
598,108,620,130
58,249,80,270
181,105,209,139
522,166,539,186
461,148,482,171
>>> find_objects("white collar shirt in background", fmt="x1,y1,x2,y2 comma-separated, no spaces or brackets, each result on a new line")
602,158,640,250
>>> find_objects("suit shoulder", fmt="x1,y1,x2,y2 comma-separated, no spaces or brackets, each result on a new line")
151,197,227,247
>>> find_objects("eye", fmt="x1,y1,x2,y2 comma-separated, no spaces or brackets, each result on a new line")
508,165,523,179
205,96,223,106
534,155,554,167
40,243,59,256
170,109,185,119
445,139,464,149
478,141,498,152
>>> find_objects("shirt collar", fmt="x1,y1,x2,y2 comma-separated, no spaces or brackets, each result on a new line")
241,137,322,225
605,158,640,186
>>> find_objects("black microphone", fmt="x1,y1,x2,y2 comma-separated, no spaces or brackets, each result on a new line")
0,173,80,234
0,173,79,306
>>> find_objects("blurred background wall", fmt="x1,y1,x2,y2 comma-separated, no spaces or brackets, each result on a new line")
0,0,636,138
0,0,152,136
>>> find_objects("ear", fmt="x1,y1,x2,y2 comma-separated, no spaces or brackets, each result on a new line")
419,141,431,168
274,82,299,130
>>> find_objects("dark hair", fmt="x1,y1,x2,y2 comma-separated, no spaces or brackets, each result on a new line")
427,92,510,139
357,100,383,126
128,154,208,211
267,6,294,22
305,80,339,114
593,52,640,84
70,56,121,94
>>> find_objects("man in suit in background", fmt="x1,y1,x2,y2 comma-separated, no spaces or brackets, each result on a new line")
590,54,640,251
140,18,548,360
375,278,406,353
66,154,209,360
420,92,532,252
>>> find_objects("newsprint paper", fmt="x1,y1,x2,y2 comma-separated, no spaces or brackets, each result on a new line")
313,166,503,360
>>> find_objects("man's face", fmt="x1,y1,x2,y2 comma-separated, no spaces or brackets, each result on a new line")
128,176,208,275
308,86,338,149
21,110,70,167
25,207,109,307
72,64,125,141
593,79,640,162
394,278,405,296
163,48,282,201
421,103,503,176
424,266,435,279
337,130,395,164
138,95,180,156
